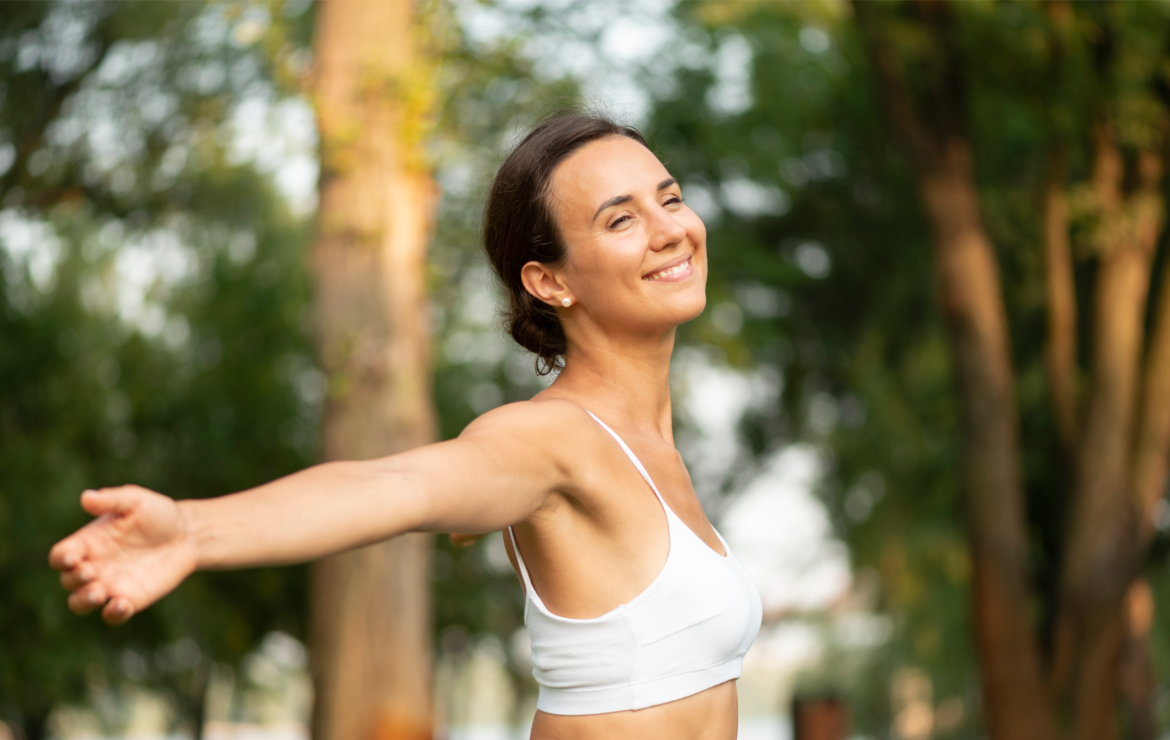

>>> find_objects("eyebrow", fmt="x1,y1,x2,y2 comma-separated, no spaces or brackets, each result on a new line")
591,177,680,223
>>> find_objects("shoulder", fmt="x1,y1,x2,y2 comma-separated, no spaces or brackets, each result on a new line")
460,397,594,439
459,398,604,478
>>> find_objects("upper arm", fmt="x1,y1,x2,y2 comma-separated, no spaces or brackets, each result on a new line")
378,399,588,535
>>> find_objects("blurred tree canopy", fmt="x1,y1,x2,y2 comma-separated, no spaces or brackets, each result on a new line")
0,2,318,737
6,0,1170,739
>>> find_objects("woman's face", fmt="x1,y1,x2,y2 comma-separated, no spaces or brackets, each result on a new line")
534,135,708,344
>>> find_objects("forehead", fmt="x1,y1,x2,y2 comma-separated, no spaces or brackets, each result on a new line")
547,136,669,216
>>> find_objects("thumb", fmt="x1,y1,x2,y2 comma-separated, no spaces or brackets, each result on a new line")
80,488,135,518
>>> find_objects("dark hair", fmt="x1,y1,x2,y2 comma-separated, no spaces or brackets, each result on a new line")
483,111,649,374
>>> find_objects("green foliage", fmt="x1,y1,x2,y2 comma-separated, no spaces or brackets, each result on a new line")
0,1,317,736
637,1,1170,734
7,0,1170,736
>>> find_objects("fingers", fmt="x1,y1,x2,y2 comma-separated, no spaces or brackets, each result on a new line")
67,581,108,615
51,486,142,570
102,597,134,626
53,486,144,626
61,573,134,624
59,562,96,591
80,487,137,518
51,487,137,570
49,487,129,570
48,537,88,571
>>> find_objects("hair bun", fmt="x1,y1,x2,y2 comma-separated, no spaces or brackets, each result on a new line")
508,296,567,375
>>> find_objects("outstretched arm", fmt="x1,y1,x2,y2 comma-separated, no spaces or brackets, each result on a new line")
49,399,582,625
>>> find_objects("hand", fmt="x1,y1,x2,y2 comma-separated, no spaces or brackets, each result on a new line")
49,486,198,625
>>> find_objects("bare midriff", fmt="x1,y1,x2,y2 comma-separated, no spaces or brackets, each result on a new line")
528,680,738,740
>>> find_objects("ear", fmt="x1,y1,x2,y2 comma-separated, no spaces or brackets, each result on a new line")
520,261,570,308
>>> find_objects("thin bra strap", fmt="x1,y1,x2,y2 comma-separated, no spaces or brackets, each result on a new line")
507,525,538,597
585,410,667,505
509,411,674,609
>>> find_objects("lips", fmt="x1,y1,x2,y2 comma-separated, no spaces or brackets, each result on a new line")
643,255,693,282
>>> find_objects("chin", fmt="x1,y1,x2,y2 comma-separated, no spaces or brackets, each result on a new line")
672,293,707,326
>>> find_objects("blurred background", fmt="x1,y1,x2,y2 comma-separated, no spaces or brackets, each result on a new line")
2,1,1170,739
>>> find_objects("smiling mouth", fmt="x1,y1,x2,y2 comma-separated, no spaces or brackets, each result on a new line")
643,256,693,282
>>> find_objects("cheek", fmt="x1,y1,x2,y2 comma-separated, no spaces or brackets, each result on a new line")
563,241,641,297
686,213,708,252
591,235,646,275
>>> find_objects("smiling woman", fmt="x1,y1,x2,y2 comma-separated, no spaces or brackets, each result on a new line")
485,114,707,375
50,111,761,740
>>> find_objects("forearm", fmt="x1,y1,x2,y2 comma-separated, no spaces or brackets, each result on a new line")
180,460,427,570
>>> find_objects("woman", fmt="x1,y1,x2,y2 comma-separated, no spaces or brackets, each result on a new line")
50,113,762,740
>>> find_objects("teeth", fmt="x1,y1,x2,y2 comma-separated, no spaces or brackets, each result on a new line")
644,258,690,281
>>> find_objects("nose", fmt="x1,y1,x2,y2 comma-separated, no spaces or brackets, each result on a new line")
648,204,687,252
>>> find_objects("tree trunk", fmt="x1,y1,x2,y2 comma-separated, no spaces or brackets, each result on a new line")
1134,243,1170,545
918,142,1056,740
1119,579,1155,740
1043,147,1078,457
851,2,1062,735
854,4,1170,738
1054,130,1163,740
852,5,1055,738
308,2,439,739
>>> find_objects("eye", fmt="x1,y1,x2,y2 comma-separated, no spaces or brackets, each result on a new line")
608,214,631,229
664,194,684,206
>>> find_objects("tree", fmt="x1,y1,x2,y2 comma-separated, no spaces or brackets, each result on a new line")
644,1,1170,736
852,3,1170,736
307,2,439,738
850,3,1054,736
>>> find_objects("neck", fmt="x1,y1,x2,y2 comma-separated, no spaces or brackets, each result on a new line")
547,328,676,444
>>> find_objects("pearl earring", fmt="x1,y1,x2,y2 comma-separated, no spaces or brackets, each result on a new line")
561,297,572,308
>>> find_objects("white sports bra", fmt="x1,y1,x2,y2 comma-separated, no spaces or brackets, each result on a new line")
507,411,762,715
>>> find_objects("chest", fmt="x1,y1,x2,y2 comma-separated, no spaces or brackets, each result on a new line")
607,438,724,558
